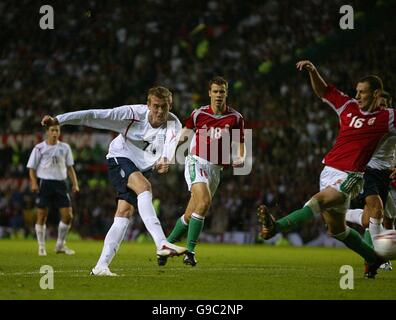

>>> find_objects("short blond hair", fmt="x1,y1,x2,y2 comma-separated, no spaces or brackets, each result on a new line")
147,86,172,104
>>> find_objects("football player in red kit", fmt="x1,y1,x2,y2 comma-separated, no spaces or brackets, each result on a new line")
259,60,396,279
162,76,246,266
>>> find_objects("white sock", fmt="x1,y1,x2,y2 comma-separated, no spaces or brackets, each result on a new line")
345,209,364,226
137,191,167,250
369,217,383,243
56,221,71,247
95,217,130,269
181,215,189,226
35,224,46,247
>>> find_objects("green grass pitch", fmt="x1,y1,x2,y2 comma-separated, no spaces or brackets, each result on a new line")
0,239,395,300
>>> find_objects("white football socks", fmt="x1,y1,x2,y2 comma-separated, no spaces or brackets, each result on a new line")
95,217,130,269
345,209,364,226
35,224,46,247
137,191,167,250
56,221,71,248
369,217,384,247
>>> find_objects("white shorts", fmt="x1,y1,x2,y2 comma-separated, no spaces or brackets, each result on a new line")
385,189,396,219
184,155,222,197
319,166,364,213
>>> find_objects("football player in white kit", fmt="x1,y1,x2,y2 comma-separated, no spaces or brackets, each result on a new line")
346,92,396,270
27,124,80,256
41,86,187,276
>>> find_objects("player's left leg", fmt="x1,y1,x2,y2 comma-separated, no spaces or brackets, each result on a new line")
55,207,75,255
323,209,385,278
127,171,186,256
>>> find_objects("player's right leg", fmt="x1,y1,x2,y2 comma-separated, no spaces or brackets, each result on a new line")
365,195,386,245
259,167,360,239
180,182,213,267
35,208,48,256
91,200,132,276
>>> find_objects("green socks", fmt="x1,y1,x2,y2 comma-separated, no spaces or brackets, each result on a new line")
275,205,315,233
167,213,205,253
167,216,189,243
334,228,378,263
187,213,205,252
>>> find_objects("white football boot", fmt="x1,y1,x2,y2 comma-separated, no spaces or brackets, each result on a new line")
90,266,118,277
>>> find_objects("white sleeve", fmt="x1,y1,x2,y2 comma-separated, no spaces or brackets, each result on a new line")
56,105,137,134
65,144,74,166
390,109,396,133
161,117,183,161
26,147,40,169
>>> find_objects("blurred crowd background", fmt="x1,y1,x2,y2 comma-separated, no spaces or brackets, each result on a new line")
1,0,395,245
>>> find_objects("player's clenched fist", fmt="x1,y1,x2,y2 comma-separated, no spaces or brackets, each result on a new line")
41,115,59,127
296,60,317,73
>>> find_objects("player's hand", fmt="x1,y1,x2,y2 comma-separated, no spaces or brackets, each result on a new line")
296,60,316,73
41,115,59,127
31,183,39,193
154,157,170,174
232,157,245,168
72,185,80,193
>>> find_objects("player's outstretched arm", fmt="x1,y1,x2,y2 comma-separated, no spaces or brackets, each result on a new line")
296,60,328,98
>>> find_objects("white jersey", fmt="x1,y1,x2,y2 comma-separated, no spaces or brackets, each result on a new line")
56,105,182,171
367,134,396,170
385,189,396,219
27,141,74,180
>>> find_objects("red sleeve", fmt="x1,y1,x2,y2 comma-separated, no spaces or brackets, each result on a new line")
322,85,352,111
184,111,195,129
233,115,245,143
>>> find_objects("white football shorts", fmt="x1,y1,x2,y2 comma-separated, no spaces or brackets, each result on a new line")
319,166,364,213
184,155,222,197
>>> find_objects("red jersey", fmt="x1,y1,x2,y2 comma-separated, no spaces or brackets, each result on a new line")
322,85,396,172
185,105,244,165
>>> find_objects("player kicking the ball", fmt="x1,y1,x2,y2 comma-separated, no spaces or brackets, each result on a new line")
41,86,187,276
258,61,396,279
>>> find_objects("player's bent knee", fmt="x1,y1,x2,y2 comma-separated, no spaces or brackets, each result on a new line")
305,198,321,215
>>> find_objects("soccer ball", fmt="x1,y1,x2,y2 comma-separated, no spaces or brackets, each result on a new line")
373,230,396,260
